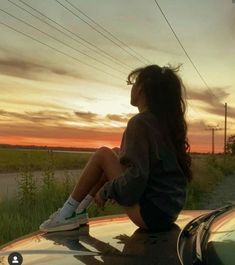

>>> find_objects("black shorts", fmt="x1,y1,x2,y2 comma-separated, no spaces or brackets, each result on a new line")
139,197,177,232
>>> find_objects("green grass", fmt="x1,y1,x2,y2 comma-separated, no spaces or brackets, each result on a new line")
0,168,124,247
1,151,235,246
0,149,92,173
184,154,235,209
0,152,124,246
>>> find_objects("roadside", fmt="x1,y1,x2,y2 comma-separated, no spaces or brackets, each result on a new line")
0,169,82,199
201,171,235,209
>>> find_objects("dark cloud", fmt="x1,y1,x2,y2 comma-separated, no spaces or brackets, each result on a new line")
0,109,132,126
0,98,67,110
185,85,235,120
199,104,235,121
74,111,99,121
0,57,81,81
187,119,220,138
186,86,235,120
187,86,230,105
0,55,123,86
188,119,208,131
0,109,72,123
106,113,134,122
187,119,223,134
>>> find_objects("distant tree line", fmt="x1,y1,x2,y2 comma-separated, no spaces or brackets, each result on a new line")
0,143,98,152
226,134,235,155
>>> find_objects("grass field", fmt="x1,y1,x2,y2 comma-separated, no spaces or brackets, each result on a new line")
0,149,235,246
0,149,92,173
185,154,235,208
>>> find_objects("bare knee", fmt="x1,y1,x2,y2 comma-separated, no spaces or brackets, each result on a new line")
95,146,114,160
111,147,120,156
99,146,112,153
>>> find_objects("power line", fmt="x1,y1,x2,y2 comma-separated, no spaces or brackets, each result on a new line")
63,0,152,65
152,1,207,120
55,0,150,66
153,0,226,141
153,0,220,102
0,21,123,81
16,0,132,71
0,7,126,77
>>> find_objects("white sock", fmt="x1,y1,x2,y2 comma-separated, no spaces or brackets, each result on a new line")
76,194,93,213
59,195,80,218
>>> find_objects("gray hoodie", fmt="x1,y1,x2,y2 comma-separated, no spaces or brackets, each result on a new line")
99,110,188,218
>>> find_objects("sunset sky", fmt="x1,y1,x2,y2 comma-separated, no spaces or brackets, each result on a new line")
0,0,235,153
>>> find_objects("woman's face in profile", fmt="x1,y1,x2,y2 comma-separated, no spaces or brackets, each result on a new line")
130,78,141,107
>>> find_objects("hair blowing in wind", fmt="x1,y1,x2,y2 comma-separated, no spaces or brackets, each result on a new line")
127,64,192,182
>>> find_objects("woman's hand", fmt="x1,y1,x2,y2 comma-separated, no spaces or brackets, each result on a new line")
94,191,106,211
108,199,116,205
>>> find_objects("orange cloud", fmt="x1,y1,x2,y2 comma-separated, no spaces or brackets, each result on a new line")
0,120,124,148
0,108,228,152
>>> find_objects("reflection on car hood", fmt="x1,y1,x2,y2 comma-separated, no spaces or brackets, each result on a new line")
0,210,209,265
206,208,235,265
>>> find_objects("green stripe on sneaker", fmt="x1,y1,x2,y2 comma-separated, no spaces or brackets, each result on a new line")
64,208,87,220
65,211,76,220
76,208,87,215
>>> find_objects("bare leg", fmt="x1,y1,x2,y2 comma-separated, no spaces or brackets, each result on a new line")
87,148,119,197
71,147,124,202
88,172,107,197
70,146,148,230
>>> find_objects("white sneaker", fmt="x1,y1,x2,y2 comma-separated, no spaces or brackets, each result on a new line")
39,208,89,232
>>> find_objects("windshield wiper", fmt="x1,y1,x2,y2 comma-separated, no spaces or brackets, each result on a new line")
195,212,223,263
182,202,235,237
190,202,235,264
178,202,235,265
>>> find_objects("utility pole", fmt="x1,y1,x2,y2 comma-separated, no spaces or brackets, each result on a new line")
206,125,223,154
224,103,227,154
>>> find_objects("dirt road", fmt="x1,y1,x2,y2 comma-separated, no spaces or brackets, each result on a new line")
2,169,235,209
0,169,82,200
201,171,235,209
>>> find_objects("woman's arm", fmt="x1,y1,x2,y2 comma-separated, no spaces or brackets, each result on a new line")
99,117,150,206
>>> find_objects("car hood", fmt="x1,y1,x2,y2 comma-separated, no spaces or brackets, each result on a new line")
0,210,209,265
205,208,235,265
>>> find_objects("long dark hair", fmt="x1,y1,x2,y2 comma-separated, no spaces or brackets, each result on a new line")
127,64,192,182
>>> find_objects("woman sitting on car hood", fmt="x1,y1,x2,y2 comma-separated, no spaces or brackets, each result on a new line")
39,64,192,233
